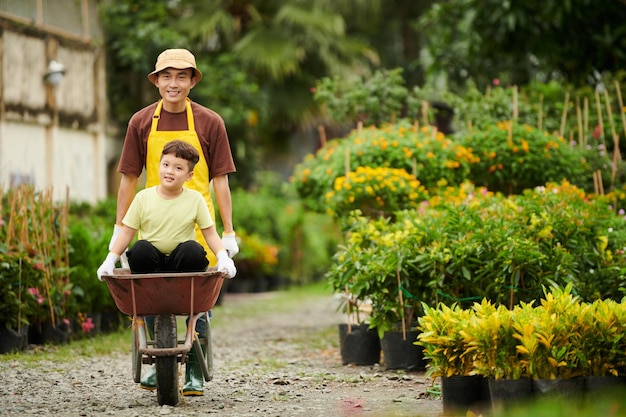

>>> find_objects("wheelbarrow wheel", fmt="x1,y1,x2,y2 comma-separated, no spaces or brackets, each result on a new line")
155,314,179,406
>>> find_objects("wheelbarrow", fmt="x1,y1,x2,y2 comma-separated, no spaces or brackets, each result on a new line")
102,268,224,406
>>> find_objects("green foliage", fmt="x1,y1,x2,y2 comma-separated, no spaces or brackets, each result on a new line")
326,166,428,219
418,285,626,380
417,302,476,377
417,0,626,87
464,300,526,380
0,249,42,330
0,185,77,330
292,121,475,213
326,212,432,336
218,172,340,287
326,180,626,338
67,204,117,314
314,68,408,126
457,120,593,194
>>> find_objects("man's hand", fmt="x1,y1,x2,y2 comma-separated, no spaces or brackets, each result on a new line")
221,231,239,258
97,253,119,281
216,250,237,278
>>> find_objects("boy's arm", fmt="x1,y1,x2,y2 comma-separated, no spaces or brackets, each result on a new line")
200,225,226,257
201,226,236,278
110,226,137,256
97,226,137,280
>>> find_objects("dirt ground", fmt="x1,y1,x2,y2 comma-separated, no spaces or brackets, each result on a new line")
0,291,443,417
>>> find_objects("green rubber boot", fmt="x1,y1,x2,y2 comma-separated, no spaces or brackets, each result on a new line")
139,318,156,391
182,345,206,396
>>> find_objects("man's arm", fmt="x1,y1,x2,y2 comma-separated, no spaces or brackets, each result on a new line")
212,174,239,257
212,175,233,233
116,173,139,224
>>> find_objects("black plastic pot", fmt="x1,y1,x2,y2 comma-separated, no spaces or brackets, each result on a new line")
0,325,29,354
338,323,380,365
584,375,626,392
29,321,71,345
533,378,585,399
442,375,491,416
380,330,426,371
488,378,534,412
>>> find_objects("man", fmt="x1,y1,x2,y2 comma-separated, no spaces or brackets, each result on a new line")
108,49,239,396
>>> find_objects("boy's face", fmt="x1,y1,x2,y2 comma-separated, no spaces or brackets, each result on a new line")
159,153,193,190
154,68,196,112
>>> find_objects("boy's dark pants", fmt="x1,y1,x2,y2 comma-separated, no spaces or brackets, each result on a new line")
127,239,211,335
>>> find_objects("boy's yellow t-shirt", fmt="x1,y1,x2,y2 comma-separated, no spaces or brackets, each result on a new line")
122,186,214,255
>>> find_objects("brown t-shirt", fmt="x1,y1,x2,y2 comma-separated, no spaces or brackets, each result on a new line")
117,100,236,180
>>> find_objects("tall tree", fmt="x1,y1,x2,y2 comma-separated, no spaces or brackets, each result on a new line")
418,0,626,89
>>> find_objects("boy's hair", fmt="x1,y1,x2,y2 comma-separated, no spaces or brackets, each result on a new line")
161,140,200,171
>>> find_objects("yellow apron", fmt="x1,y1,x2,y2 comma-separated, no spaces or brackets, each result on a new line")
145,98,217,265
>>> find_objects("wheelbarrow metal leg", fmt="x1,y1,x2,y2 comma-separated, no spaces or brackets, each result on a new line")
132,316,148,383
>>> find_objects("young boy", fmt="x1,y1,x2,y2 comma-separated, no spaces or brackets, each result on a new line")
97,139,236,278
97,140,235,396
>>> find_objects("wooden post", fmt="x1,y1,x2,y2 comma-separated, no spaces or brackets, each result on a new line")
614,81,626,139
559,92,570,138
576,97,583,147
538,94,544,130
317,125,327,146
512,85,518,120
595,88,607,148
603,88,621,182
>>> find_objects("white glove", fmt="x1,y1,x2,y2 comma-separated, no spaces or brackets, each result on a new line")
108,224,123,251
97,253,119,281
216,250,236,279
221,232,240,258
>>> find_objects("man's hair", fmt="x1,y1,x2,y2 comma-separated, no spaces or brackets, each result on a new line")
161,140,200,171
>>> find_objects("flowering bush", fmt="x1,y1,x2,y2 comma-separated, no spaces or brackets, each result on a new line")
456,120,594,194
326,212,431,336
0,249,43,330
325,166,428,219
327,180,626,333
292,121,476,213
0,185,74,331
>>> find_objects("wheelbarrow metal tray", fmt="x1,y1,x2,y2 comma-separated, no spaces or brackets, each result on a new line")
103,269,224,316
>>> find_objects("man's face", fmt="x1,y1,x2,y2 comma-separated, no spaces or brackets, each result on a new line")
154,68,196,112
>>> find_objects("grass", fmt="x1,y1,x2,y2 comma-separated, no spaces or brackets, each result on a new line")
0,326,131,366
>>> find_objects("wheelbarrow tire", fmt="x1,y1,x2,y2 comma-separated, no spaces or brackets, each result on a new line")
155,314,179,406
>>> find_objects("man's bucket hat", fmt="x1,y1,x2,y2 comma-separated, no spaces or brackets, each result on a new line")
148,49,202,84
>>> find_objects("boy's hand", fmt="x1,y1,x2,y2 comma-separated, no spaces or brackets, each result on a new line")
97,253,119,281
221,231,239,258
216,250,237,278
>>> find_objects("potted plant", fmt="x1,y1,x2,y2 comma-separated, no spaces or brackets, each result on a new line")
576,298,626,392
464,299,534,411
417,302,489,414
328,212,429,370
0,250,39,353
326,223,381,366
513,285,586,397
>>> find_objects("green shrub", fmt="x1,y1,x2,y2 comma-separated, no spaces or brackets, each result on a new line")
456,120,602,194
218,171,340,286
292,121,476,213
326,180,626,330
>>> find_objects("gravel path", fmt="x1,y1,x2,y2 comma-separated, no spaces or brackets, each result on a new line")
0,291,443,417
